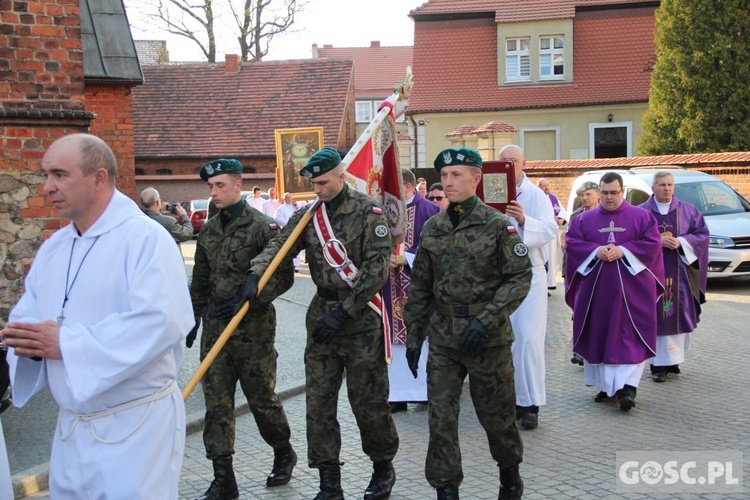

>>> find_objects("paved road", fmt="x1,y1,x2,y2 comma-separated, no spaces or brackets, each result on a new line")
8,240,750,498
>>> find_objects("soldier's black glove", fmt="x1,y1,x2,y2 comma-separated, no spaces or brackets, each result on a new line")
406,347,422,379
458,318,488,353
186,319,200,348
233,272,262,315
213,299,237,322
313,305,350,344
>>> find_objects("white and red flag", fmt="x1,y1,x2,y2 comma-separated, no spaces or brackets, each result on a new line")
343,101,406,244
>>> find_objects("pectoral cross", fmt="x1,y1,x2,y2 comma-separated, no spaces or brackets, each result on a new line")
659,220,674,237
598,220,626,244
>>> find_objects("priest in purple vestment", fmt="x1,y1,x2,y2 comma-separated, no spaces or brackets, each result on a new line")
640,171,709,382
565,172,665,411
384,168,440,410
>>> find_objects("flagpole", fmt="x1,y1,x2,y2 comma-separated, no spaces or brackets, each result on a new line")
182,68,413,402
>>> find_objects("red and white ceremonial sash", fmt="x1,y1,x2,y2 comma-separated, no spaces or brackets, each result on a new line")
313,204,393,364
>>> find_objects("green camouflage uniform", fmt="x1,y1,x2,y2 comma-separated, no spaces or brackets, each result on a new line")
404,201,532,488
191,203,294,459
250,185,399,468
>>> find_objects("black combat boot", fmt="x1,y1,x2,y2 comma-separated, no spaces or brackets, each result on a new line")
266,443,297,487
436,484,459,499
363,460,395,499
498,465,523,500
314,466,344,500
196,455,239,500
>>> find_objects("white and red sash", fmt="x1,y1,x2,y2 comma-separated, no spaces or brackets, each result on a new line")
313,204,392,364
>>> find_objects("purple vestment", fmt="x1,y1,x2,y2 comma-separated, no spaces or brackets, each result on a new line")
641,195,709,336
565,201,665,364
548,193,562,216
383,192,439,343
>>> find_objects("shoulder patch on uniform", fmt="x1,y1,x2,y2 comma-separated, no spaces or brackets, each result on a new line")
374,224,389,238
269,222,279,230
513,242,528,257
507,225,516,234
372,207,383,214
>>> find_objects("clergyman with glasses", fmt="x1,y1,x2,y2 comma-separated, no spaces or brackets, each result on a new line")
564,171,665,412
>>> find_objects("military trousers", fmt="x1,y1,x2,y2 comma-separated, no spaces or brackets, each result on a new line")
425,343,522,488
200,319,291,459
304,312,399,468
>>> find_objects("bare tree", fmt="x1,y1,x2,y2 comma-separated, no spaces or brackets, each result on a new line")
228,0,303,62
127,0,304,63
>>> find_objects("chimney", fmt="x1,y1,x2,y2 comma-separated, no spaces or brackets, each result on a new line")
225,54,240,72
371,41,381,48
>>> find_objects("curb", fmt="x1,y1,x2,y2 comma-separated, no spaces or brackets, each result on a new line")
12,381,306,499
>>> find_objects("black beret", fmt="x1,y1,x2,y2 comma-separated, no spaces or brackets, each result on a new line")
200,158,243,181
433,147,483,172
299,147,341,178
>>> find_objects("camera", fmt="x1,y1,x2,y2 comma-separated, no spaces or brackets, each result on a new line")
166,203,179,214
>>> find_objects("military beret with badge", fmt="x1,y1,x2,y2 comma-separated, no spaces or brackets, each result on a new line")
576,181,599,196
433,147,483,172
299,147,342,178
200,158,243,181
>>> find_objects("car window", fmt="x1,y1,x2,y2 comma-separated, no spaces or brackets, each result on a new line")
192,199,208,210
626,188,650,207
677,181,750,216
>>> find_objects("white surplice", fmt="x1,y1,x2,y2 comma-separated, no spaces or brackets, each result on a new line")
508,175,558,408
8,190,193,499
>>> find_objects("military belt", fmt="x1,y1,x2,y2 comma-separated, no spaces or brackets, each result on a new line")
317,288,350,301
435,302,489,318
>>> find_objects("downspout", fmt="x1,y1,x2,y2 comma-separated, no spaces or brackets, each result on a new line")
409,114,419,171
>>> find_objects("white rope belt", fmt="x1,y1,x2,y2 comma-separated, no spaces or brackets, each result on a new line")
58,380,177,444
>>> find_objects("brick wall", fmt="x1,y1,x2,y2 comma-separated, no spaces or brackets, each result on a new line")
134,174,276,207
136,156,277,176
86,84,137,198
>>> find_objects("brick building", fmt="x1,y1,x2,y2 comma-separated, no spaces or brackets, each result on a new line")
0,0,142,318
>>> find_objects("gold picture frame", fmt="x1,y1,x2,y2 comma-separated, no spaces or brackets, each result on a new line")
274,127,324,200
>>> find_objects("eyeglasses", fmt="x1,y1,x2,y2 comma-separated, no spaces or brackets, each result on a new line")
600,190,622,196
428,196,445,201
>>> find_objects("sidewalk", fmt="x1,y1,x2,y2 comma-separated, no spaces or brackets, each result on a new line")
16,282,750,498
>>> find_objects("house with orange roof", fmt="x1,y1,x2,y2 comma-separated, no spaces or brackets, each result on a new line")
407,0,659,173
131,55,357,202
312,41,413,166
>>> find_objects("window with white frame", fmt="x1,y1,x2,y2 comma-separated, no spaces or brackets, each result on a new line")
356,101,373,123
539,36,565,79
506,37,530,81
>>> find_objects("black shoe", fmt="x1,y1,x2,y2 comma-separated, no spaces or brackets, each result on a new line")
520,412,538,430
570,354,584,366
515,406,524,420
266,444,297,487
499,466,524,500
314,467,344,500
364,461,395,499
436,484,459,500
197,456,239,500
618,393,636,411
389,402,408,413
667,364,681,374
594,391,610,403
652,371,668,383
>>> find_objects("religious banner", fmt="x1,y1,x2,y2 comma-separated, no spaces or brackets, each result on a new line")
343,101,406,243
274,127,323,200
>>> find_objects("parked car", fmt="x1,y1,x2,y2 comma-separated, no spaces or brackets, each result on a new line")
566,167,750,279
180,199,209,234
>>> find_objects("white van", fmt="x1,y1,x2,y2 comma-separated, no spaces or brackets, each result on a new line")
566,167,750,279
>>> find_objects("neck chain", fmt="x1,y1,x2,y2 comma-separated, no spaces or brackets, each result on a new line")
58,236,100,324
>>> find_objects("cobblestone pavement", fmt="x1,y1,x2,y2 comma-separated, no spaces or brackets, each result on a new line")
14,271,750,499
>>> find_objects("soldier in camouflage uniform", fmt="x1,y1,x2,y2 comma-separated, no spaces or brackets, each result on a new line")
404,147,532,500
246,148,399,500
187,158,296,500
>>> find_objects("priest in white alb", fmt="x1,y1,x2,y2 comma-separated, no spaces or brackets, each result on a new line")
1,134,193,498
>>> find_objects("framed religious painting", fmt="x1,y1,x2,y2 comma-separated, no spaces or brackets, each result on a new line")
477,159,516,213
274,127,323,200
